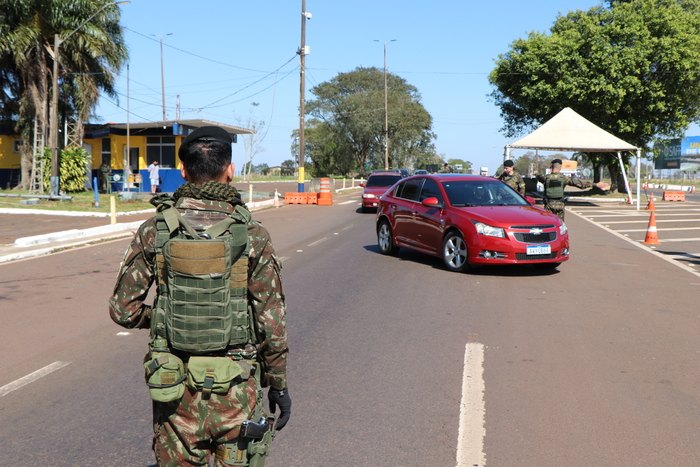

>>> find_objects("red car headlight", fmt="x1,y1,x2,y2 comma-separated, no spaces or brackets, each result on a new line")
473,222,505,238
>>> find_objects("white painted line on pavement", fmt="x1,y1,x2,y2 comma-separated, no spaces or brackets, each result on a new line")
571,210,700,278
0,361,71,398
116,331,131,336
308,237,328,247
656,237,700,242
617,226,700,233
456,342,486,467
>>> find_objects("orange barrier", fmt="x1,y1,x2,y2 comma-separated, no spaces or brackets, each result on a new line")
284,192,319,205
306,192,319,205
317,177,333,206
284,192,305,204
643,210,660,245
663,191,685,202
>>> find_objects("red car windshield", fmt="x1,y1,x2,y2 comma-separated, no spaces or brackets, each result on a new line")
441,179,528,207
366,175,402,187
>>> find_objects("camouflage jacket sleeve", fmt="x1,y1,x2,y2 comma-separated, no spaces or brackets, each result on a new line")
247,220,289,391
108,218,157,329
565,175,592,190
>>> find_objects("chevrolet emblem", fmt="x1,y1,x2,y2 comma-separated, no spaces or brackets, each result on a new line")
529,228,543,235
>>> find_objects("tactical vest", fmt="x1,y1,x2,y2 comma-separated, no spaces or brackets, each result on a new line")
545,175,565,199
151,197,254,355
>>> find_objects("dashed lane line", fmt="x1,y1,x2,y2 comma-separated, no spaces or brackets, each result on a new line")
0,361,71,398
456,342,486,467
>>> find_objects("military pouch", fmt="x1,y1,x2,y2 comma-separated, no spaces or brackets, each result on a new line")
186,356,248,397
246,428,273,467
144,351,186,403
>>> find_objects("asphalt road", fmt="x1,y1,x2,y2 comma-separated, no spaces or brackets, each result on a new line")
1,191,700,466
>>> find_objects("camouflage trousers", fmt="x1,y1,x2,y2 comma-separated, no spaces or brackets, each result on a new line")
153,377,262,466
545,199,566,221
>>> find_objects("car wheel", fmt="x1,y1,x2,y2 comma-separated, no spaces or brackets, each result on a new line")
377,220,398,255
442,231,469,272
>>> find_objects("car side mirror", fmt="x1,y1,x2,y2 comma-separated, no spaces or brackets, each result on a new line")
525,195,537,205
422,197,443,208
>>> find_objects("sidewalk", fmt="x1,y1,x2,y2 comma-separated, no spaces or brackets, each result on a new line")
0,197,280,264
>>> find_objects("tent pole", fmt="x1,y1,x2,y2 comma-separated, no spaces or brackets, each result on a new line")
636,149,641,211
617,151,633,204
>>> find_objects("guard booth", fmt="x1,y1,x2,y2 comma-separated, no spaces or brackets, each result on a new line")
85,120,253,193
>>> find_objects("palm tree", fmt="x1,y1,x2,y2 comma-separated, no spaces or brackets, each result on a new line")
0,0,127,189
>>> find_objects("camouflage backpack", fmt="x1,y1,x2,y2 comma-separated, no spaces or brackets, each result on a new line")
150,196,254,354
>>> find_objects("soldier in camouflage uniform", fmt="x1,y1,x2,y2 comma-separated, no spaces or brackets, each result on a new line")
109,126,290,466
497,159,525,196
536,158,596,221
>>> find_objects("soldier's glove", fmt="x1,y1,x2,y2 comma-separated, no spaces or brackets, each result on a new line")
268,388,292,430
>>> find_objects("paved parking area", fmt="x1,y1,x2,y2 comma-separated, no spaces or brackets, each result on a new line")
568,199,700,274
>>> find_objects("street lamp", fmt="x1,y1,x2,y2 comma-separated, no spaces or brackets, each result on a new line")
374,39,396,171
48,1,129,196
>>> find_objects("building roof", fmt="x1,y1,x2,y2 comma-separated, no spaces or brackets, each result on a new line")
84,119,253,139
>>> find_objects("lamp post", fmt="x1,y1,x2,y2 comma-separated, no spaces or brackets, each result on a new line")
48,1,129,196
374,39,396,171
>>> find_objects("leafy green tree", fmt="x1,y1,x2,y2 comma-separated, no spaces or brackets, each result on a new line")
489,0,700,189
280,159,296,177
305,67,436,176
0,0,127,189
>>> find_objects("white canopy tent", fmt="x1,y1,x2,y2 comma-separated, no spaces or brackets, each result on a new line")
504,107,642,210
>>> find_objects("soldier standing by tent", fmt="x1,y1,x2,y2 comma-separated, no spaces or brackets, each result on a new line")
536,158,607,220
497,159,525,196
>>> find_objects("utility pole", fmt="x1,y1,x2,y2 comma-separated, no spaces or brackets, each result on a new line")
47,1,129,196
49,33,61,196
374,39,396,171
298,1,311,192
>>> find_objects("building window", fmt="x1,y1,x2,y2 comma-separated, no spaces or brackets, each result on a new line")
147,136,176,168
101,138,111,166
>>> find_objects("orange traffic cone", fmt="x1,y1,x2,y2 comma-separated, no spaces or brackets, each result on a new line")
646,192,655,211
643,210,660,245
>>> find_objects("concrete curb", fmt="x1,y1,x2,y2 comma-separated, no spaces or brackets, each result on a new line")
0,198,280,263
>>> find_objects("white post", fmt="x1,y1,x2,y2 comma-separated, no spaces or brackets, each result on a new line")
617,152,633,204
636,149,641,211
248,184,254,204
110,195,117,224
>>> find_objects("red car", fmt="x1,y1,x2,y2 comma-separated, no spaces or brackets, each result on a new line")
360,171,403,212
376,174,570,271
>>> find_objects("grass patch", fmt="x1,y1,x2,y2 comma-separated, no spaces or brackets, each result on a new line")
0,189,154,213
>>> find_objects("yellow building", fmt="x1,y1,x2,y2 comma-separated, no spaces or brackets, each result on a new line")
0,119,252,191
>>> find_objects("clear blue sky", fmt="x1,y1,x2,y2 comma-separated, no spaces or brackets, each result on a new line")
96,0,688,173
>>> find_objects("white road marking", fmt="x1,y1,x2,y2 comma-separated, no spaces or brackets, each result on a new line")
0,361,71,398
296,249,303,253
116,331,131,336
656,237,700,242
617,226,700,233
339,200,358,205
308,237,328,247
456,342,486,467
571,210,700,278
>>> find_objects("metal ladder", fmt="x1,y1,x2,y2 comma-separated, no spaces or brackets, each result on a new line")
30,119,46,194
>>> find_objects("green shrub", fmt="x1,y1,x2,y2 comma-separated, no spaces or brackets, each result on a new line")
42,146,91,193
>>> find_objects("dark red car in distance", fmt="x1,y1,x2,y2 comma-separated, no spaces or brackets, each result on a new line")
360,171,403,212
376,174,570,271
